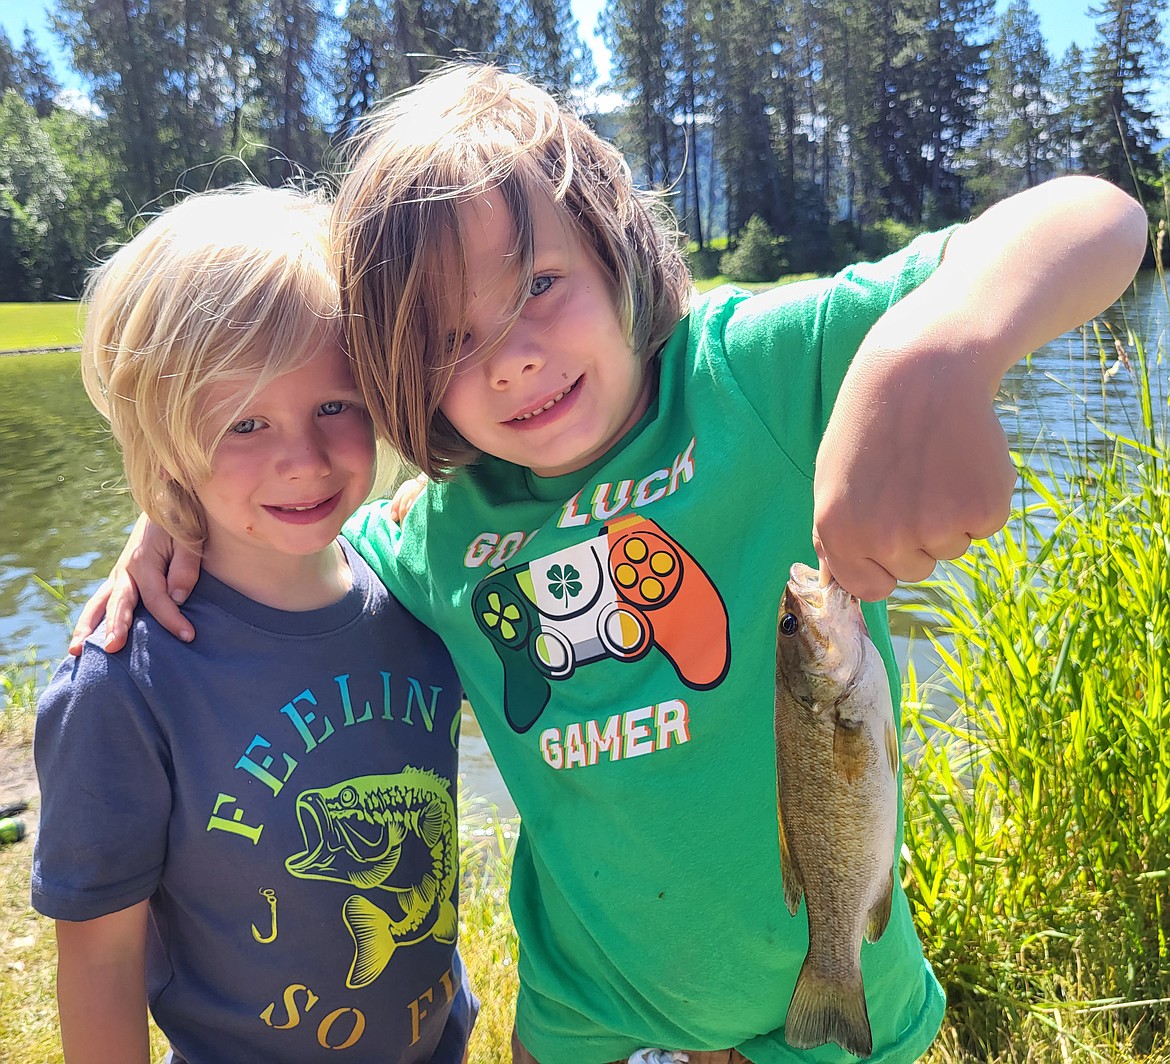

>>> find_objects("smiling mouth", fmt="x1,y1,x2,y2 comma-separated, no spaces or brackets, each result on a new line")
274,501,328,512
265,492,342,516
510,378,579,422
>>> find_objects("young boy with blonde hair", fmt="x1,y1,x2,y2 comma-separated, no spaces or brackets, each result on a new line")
80,66,1146,1063
34,185,475,1063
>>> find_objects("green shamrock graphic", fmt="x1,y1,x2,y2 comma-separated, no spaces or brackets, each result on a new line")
547,564,582,602
481,590,523,641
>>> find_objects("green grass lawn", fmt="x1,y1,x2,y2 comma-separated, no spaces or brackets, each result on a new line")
693,272,820,294
0,303,84,353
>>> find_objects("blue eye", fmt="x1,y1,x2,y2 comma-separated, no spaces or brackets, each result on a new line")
529,275,554,297
230,418,258,435
445,330,471,354
320,401,346,415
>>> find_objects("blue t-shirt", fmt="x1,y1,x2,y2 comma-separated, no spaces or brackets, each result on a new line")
33,543,475,1063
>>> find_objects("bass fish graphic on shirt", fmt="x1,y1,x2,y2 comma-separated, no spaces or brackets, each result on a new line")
285,769,457,989
472,514,731,732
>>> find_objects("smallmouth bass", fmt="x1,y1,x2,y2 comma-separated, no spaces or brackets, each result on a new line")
774,563,899,1058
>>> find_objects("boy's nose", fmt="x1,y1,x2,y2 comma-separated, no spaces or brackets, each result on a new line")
278,430,332,479
486,323,545,389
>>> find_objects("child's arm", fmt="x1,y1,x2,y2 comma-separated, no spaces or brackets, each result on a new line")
69,515,200,655
70,489,418,653
813,175,1147,601
54,901,151,1064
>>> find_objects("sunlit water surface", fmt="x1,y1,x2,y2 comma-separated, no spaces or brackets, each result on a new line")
3,273,1167,811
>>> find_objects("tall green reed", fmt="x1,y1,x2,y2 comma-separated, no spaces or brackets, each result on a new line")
902,330,1170,1056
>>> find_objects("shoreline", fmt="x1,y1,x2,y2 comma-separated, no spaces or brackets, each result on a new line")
0,346,80,357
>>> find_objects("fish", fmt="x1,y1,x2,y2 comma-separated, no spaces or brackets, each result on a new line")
285,769,458,988
774,562,900,1059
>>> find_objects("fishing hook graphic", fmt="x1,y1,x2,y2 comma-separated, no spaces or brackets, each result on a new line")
252,887,278,943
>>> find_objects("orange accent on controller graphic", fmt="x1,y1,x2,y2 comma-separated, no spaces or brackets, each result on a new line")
473,516,731,732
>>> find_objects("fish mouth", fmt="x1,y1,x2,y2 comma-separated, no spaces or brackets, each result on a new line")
286,793,397,873
787,562,833,610
785,561,869,636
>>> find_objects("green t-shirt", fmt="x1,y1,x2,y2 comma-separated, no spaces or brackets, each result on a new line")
346,229,954,1063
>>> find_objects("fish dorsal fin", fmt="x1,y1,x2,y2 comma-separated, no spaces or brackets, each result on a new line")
343,894,397,989
777,798,804,916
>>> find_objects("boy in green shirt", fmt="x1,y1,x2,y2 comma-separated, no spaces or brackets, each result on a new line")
80,64,1146,1063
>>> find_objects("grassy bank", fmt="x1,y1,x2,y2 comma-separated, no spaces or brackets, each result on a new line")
901,335,1170,1061
0,303,83,353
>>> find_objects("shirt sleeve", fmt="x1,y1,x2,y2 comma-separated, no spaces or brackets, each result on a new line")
343,499,432,623
31,646,172,921
720,226,958,476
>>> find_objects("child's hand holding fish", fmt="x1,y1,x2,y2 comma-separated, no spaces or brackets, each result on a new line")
812,175,1147,602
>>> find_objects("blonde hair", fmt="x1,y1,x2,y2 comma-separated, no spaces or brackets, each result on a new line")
333,63,692,479
81,185,344,546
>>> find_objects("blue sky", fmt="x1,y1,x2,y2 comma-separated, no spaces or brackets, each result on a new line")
0,0,1158,101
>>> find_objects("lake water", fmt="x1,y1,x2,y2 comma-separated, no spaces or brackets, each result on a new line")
3,273,1168,812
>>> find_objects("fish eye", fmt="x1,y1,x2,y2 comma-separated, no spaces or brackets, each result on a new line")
339,786,358,807
779,612,799,637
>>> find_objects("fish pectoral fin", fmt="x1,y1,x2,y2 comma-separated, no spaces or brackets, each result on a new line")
777,805,804,916
401,871,440,917
883,715,899,778
343,895,396,990
866,867,895,944
418,798,449,849
785,958,872,1058
433,898,458,944
349,847,403,890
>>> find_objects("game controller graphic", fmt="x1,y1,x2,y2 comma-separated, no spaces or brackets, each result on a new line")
472,514,731,732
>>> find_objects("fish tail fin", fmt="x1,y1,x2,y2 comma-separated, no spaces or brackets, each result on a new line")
433,898,458,944
785,959,873,1059
866,868,894,943
343,895,397,989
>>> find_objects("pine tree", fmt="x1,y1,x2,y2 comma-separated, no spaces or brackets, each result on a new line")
0,30,19,96
333,0,398,138
53,0,174,206
898,0,991,220
248,0,332,184
1050,44,1089,173
968,0,1053,202
599,0,678,187
816,0,890,226
1081,0,1165,190
701,0,785,237
19,28,60,116
501,0,595,94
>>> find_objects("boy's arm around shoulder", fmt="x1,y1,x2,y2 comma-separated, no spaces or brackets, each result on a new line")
343,495,437,623
814,176,1148,601
55,901,151,1064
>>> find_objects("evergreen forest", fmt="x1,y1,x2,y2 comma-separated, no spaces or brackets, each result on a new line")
1,0,1166,300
